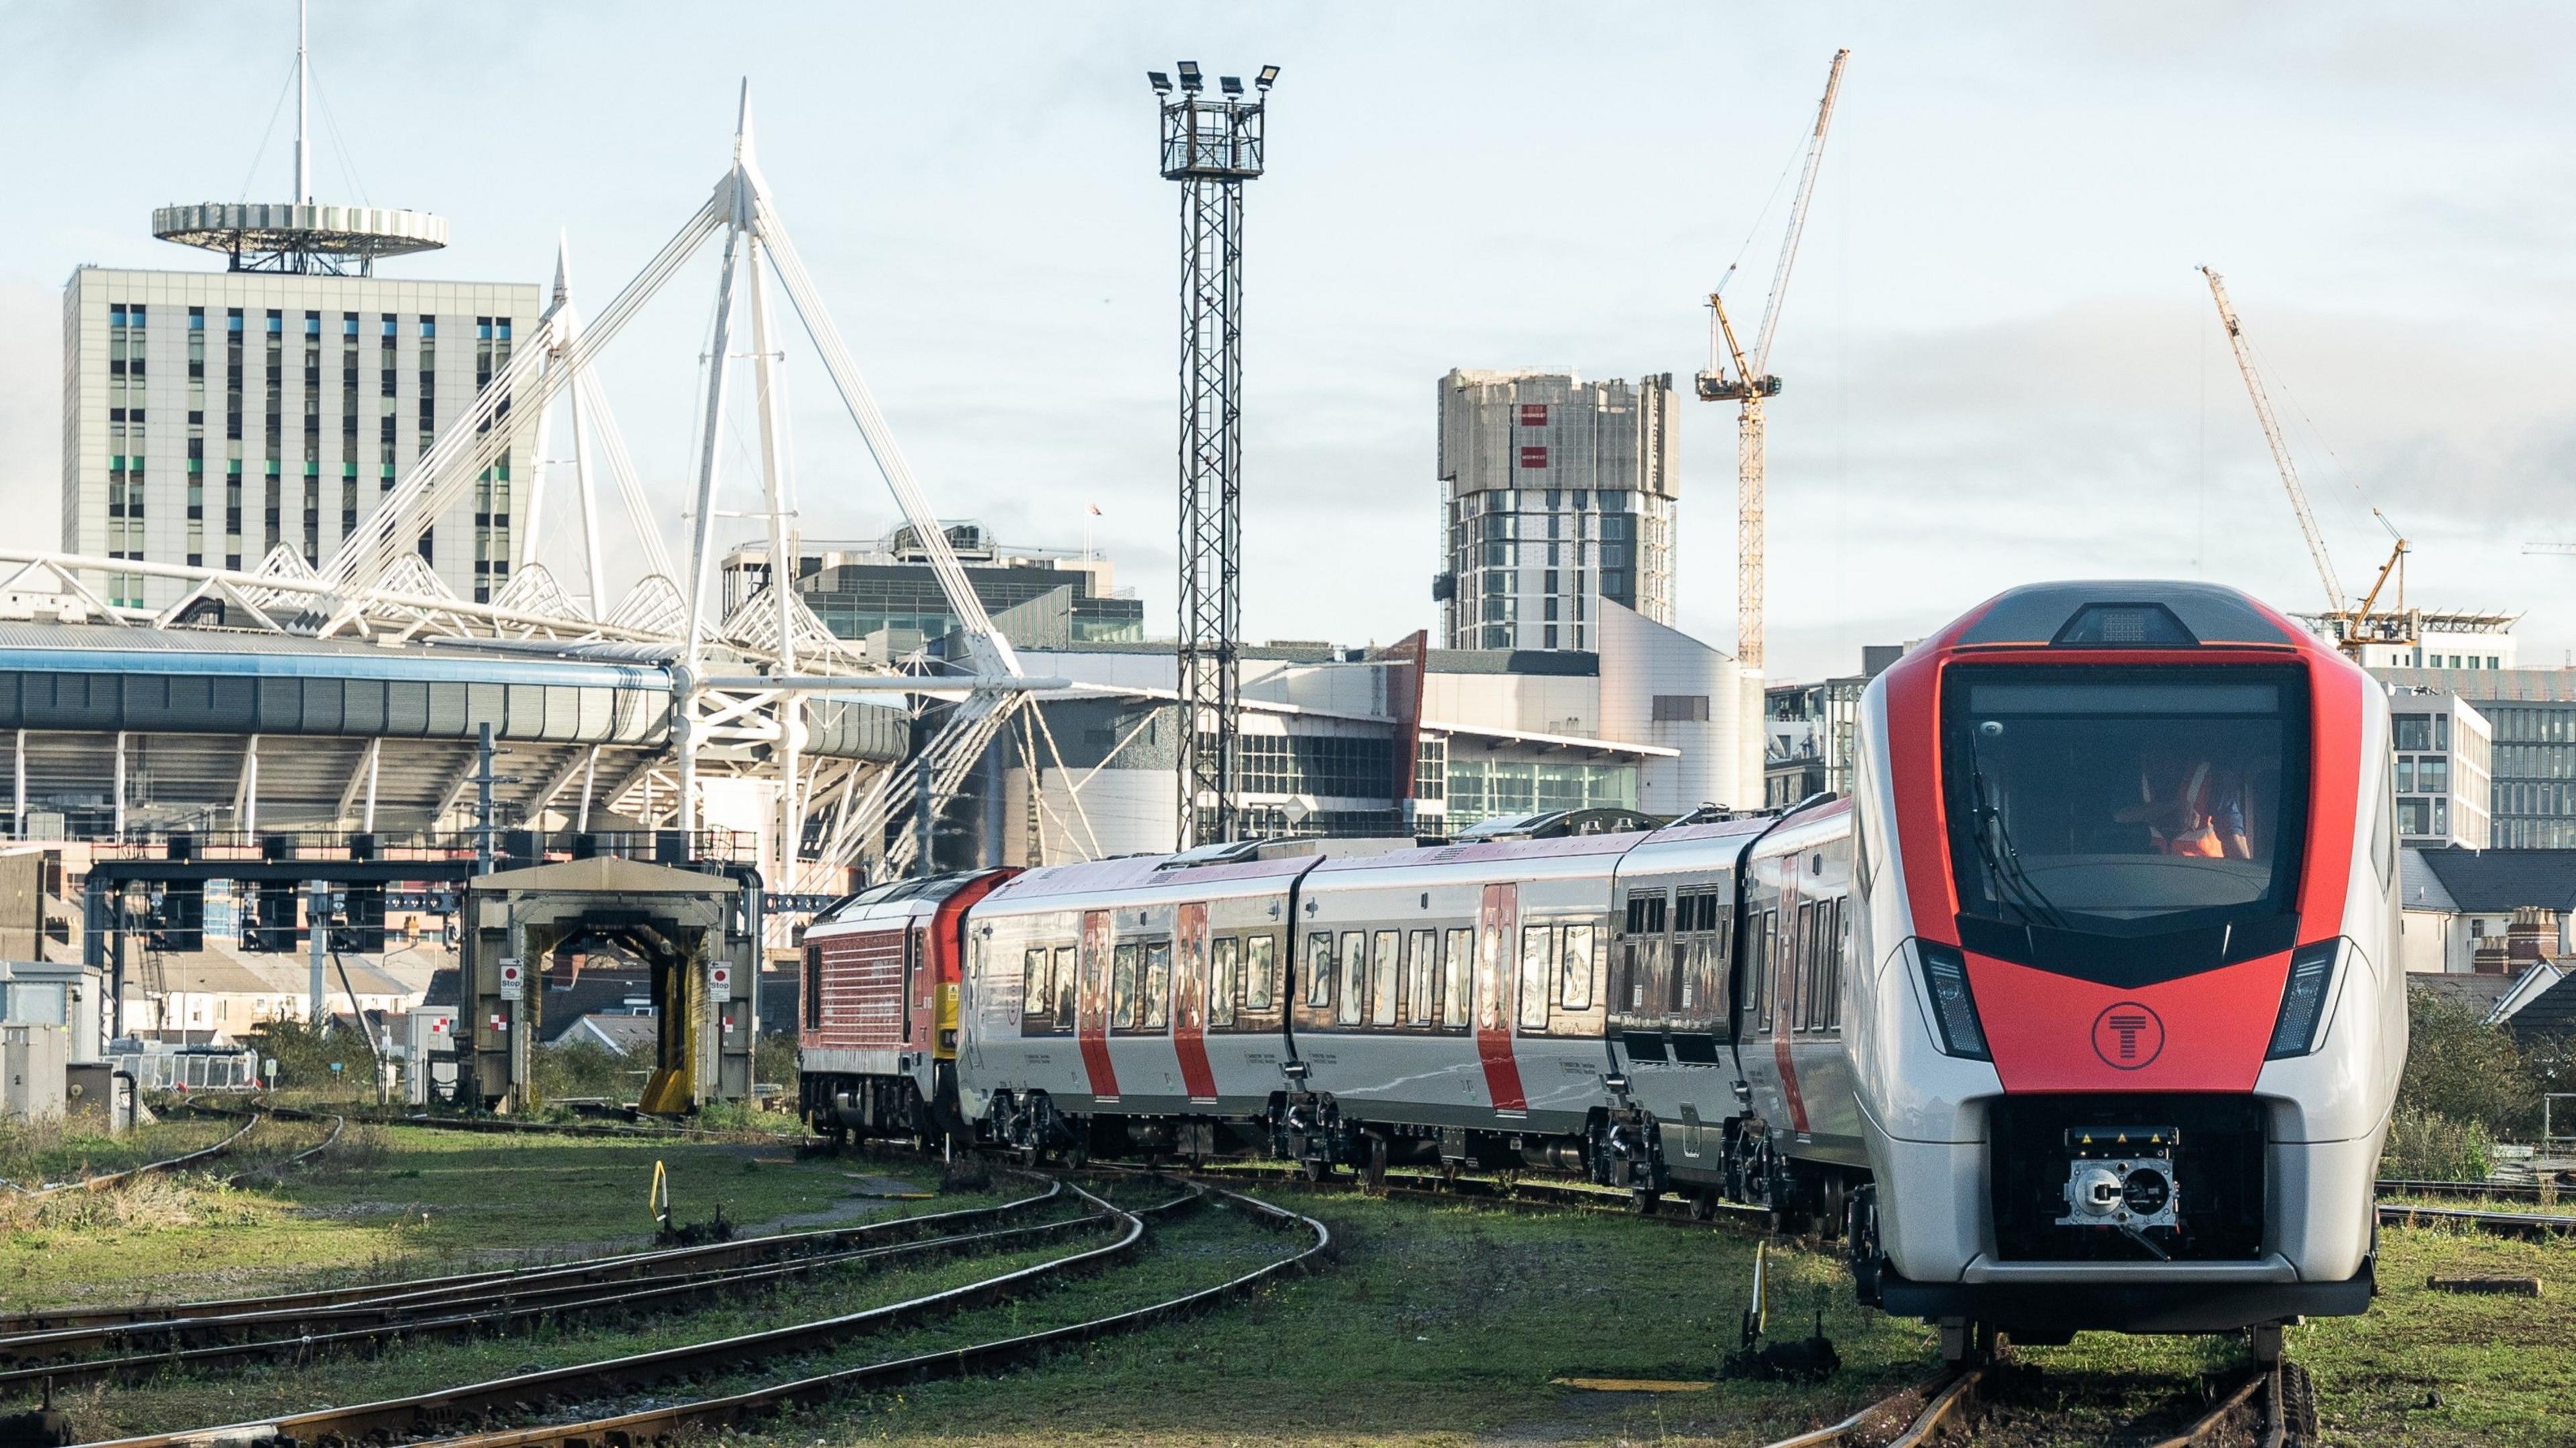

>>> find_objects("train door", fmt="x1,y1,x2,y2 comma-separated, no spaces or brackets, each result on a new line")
1173,901,1218,1104
1076,909,1120,1103
1770,871,1814,1137
904,920,930,1050
1475,883,1527,1114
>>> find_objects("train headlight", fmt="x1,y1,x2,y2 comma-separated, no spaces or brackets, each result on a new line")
2266,939,2340,1058
1917,941,1990,1060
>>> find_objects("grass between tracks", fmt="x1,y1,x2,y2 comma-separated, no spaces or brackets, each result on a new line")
0,1122,956,1316
18,1132,2576,1447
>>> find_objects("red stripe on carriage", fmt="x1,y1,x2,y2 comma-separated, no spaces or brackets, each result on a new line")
1477,883,1527,1113
1175,901,1219,1103
1077,909,1120,1100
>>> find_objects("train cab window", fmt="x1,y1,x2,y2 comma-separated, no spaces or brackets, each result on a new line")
1336,930,1368,1025
1210,937,1240,1027
1245,934,1277,1010
1560,923,1597,1010
1142,941,1172,1030
1405,928,1436,1023
1112,943,1141,1029
1022,947,1052,1019
1053,946,1077,1030
1371,930,1400,1026
803,944,822,1029
1306,933,1335,1010
1517,926,1554,1031
1442,926,1472,1029
1941,666,2308,972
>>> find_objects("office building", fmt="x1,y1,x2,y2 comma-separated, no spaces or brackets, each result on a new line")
1434,370,1678,652
2375,664,2576,848
2385,689,2491,849
63,271,541,606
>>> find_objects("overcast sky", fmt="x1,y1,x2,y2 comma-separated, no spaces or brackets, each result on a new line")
5,2,2575,679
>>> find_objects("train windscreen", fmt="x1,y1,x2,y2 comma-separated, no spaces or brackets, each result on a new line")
1940,666,2310,968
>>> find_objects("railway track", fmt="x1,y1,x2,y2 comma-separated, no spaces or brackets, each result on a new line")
1756,1358,2315,1448
3,1113,264,1196
0,1188,1098,1390
0,1177,1066,1342
72,1175,1324,1448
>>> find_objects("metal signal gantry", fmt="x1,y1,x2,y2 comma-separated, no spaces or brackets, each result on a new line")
1151,62,1277,849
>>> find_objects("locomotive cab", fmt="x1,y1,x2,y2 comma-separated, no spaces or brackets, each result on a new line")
1851,582,2404,1346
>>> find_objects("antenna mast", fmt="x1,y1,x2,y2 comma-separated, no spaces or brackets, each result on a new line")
294,0,311,203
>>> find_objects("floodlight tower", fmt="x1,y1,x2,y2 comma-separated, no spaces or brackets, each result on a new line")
1152,61,1277,849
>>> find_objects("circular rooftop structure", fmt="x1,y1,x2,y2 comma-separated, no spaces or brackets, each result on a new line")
152,201,447,275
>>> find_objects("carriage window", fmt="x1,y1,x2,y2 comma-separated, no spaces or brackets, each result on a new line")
1754,909,1777,1031
1826,899,1846,1031
1560,924,1596,1010
1211,936,1241,1027
1022,947,1051,1018
1371,930,1401,1026
1142,940,1172,1030
1442,927,1473,1029
1518,926,1555,1031
1406,929,1436,1023
1306,932,1335,1009
1246,934,1277,1010
804,944,822,1029
1336,930,1368,1025
1053,946,1077,1030
1112,942,1140,1029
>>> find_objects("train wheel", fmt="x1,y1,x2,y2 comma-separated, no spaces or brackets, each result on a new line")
1690,1190,1717,1222
2279,1361,2319,1440
1363,1135,1389,1194
1631,1187,1660,1215
1299,1157,1330,1184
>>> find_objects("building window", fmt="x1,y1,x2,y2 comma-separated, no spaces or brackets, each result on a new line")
1652,694,1712,723
2396,797,2430,836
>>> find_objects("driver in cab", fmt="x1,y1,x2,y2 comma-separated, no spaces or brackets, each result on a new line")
2115,747,2253,860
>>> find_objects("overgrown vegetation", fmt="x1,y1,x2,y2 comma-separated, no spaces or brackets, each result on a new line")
242,1016,382,1099
530,1038,648,1102
2402,990,2537,1131
2381,1104,2496,1181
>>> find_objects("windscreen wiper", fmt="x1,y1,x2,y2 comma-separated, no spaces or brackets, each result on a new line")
1966,734,2070,930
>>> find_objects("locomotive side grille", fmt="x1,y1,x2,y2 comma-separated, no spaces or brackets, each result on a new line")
1988,1095,2266,1262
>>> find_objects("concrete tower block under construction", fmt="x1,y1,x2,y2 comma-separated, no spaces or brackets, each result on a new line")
1434,369,1678,653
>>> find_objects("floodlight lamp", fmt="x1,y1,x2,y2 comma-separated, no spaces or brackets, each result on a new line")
1147,70,1173,93
1176,60,1203,91
1219,75,1244,96
1256,64,1281,91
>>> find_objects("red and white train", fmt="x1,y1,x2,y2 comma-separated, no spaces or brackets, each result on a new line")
798,581,2404,1353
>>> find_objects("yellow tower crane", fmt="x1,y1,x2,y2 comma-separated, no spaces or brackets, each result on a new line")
2199,265,2411,658
1697,48,1849,675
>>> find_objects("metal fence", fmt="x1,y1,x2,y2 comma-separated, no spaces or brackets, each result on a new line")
111,1048,258,1093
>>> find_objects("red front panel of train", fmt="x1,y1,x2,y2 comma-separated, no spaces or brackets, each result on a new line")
804,928,908,1052
1880,592,2368,1093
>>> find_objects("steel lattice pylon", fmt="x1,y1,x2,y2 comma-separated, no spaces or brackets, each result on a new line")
1155,64,1274,849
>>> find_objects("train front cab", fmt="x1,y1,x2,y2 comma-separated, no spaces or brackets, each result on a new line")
1846,582,2404,1353
800,868,1014,1146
